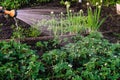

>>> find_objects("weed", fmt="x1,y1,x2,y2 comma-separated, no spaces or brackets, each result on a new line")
27,27,41,37
11,25,41,39
11,25,25,39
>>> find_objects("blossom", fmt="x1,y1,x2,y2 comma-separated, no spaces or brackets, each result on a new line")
68,64,72,68
80,9,83,13
51,11,54,14
98,5,101,8
86,2,90,6
61,12,63,15
104,63,107,66
65,1,69,5
96,2,99,6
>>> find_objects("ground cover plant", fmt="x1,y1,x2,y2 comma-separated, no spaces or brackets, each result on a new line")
38,32,120,80
0,32,119,80
0,41,41,80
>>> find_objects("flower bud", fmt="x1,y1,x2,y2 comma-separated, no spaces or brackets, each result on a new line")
96,2,99,6
86,2,90,6
51,11,54,14
80,9,83,13
98,5,101,8
68,64,72,68
61,12,63,15
69,10,72,12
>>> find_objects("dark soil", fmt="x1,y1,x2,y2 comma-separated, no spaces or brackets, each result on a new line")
0,15,14,39
0,1,120,43
100,6,120,42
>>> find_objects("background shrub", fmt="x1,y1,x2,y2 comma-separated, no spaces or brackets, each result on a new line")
0,0,52,9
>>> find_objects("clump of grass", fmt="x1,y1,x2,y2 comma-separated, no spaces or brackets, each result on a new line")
35,2,105,38
86,2,105,32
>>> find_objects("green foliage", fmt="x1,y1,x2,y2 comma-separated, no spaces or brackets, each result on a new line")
41,50,75,79
86,4,105,32
0,40,41,80
0,0,30,9
36,40,60,52
87,0,117,6
11,25,41,38
41,4,104,37
0,32,120,79
36,41,44,48
103,0,116,6
117,0,120,3
41,10,85,37
27,27,41,37
0,0,51,9
39,32,120,80
87,31,103,39
60,0,78,5
113,33,120,39
11,26,25,39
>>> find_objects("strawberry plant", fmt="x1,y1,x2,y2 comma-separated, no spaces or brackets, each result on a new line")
39,32,120,80
0,40,42,80
0,32,119,80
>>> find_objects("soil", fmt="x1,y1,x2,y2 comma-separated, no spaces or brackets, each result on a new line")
0,15,15,39
100,6,120,43
0,1,120,43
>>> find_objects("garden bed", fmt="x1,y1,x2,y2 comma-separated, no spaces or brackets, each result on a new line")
0,1,120,43
0,1,120,80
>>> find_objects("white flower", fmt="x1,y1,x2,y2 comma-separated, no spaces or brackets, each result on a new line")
96,2,99,6
80,9,83,13
100,73,102,75
51,11,54,14
69,10,72,12
65,1,69,5
67,4,70,8
61,12,63,15
100,0,103,3
114,56,117,58
30,62,33,64
89,54,91,56
98,5,101,8
79,0,82,3
86,2,90,6
68,64,72,68
104,63,107,66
